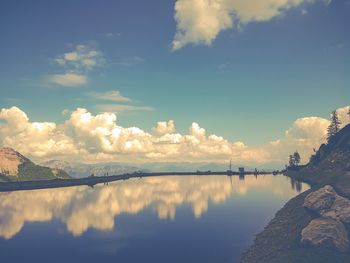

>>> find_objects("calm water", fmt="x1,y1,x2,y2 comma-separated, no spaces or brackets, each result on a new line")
0,174,308,263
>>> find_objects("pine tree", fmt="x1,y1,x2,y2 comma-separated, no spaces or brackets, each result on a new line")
327,110,341,142
289,155,295,167
293,151,301,166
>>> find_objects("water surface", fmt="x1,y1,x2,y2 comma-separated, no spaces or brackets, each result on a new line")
0,174,308,263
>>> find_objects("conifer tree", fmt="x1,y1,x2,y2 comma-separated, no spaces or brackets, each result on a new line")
293,151,301,166
327,110,341,142
289,155,295,167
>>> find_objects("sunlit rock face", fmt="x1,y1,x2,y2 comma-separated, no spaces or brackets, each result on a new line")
0,147,70,181
0,175,306,239
0,147,28,176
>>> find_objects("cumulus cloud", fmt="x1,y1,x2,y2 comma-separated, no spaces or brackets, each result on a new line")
337,105,350,128
0,105,349,165
0,107,79,158
172,0,331,50
153,120,176,135
0,107,266,163
267,116,330,163
87,90,132,102
47,73,88,87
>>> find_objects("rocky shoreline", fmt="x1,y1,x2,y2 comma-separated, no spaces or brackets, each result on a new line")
240,123,350,262
240,184,350,263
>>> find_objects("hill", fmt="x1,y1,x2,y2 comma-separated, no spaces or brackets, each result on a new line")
0,147,71,182
287,124,350,196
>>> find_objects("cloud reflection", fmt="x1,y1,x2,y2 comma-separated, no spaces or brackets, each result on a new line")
0,175,307,239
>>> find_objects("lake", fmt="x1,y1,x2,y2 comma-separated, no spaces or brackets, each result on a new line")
0,174,309,263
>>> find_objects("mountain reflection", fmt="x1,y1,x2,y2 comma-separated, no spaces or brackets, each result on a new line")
0,175,307,239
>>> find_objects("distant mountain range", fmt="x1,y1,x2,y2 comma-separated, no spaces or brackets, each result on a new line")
139,162,275,173
42,160,147,178
0,147,71,182
0,147,277,182
33,160,274,179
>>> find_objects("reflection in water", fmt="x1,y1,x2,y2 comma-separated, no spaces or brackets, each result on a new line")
290,177,303,193
0,175,308,239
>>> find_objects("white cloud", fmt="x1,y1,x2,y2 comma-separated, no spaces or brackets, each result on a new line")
172,0,331,50
267,116,330,163
0,107,79,158
337,105,350,128
153,120,176,135
55,44,105,71
95,104,155,112
47,73,88,87
64,52,79,61
0,105,348,165
48,44,105,87
87,90,132,102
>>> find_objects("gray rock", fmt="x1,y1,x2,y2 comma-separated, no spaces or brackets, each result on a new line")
303,185,337,214
323,194,350,224
303,185,350,224
301,217,349,252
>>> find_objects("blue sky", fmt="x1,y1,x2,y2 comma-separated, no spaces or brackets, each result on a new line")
0,0,349,164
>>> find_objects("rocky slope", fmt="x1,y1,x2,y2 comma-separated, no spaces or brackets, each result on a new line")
241,124,350,262
308,124,350,172
240,187,350,263
287,125,350,183
42,160,145,178
0,147,70,181
288,124,350,196
302,185,350,252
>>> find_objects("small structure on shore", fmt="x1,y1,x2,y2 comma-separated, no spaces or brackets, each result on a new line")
227,159,233,176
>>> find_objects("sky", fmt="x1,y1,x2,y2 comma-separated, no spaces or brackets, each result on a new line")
0,0,349,166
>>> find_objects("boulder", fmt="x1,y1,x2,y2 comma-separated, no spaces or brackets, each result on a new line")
323,194,350,224
303,185,350,224
301,217,349,252
303,185,337,214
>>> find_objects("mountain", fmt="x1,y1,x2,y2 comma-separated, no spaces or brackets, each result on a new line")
42,160,146,178
0,147,71,182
